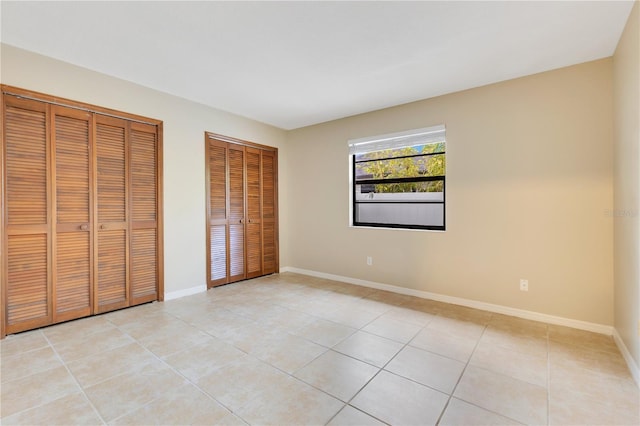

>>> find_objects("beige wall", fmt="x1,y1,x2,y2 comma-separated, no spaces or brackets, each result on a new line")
285,59,614,325
0,44,289,296
613,2,640,367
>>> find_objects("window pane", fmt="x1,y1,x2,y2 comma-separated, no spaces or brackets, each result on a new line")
355,153,445,180
355,202,444,227
356,183,444,199
355,142,445,161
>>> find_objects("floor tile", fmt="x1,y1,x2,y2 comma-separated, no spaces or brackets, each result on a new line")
66,342,158,387
197,311,256,339
1,392,103,425
134,321,211,358
385,345,466,393
221,322,281,353
109,384,244,425
195,356,292,412
294,350,379,401
487,314,548,339
261,307,319,334
51,327,134,363
366,290,417,306
0,330,48,358
549,388,640,426
83,361,187,422
351,370,449,425
549,361,639,415
1,345,62,383
102,303,164,327
43,315,117,346
327,405,386,426
252,333,327,373
470,339,547,387
163,337,247,381
409,327,478,362
294,318,357,347
548,324,618,352
454,365,547,425
379,306,434,326
235,374,344,426
105,311,173,336
361,315,423,343
321,306,381,329
427,315,486,340
548,339,630,379
439,398,522,425
480,327,548,359
333,331,404,367
0,365,81,418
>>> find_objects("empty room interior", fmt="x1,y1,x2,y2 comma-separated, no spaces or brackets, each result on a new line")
1,1,639,425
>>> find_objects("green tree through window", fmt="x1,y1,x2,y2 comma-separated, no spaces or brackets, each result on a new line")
356,143,445,193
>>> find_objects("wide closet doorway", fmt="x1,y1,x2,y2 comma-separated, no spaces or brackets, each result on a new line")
1,86,163,338
206,133,278,287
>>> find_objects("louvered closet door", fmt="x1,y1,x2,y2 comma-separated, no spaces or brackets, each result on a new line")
52,106,92,322
129,122,159,304
228,144,246,283
3,97,51,333
245,147,262,279
208,139,228,287
95,116,128,313
261,150,278,275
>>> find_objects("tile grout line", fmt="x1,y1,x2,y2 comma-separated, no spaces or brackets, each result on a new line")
104,317,251,425
432,313,488,426
41,332,108,425
329,309,437,425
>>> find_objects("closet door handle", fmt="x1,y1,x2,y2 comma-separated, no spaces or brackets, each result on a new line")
239,219,244,224
100,224,106,230
80,224,89,231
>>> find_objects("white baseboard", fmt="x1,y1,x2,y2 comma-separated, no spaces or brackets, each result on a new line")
164,284,207,301
280,266,614,335
613,328,640,387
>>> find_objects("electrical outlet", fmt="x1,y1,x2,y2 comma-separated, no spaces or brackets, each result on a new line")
366,256,373,266
519,279,529,292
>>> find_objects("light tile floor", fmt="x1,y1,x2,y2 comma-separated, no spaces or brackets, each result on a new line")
1,272,638,425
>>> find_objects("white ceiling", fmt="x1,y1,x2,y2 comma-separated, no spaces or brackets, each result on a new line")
1,1,634,130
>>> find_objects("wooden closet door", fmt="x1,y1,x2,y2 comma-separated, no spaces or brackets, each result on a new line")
3,97,51,333
261,150,278,275
129,122,160,304
52,106,92,322
95,116,128,313
245,147,262,279
228,144,246,283
207,139,228,287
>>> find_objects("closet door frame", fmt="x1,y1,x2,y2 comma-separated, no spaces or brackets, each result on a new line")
1,85,164,339
205,132,279,289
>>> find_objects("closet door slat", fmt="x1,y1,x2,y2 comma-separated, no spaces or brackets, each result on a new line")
246,148,262,278
95,117,129,313
208,140,228,286
130,123,159,304
261,151,277,275
53,108,92,321
228,145,245,282
4,98,51,333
